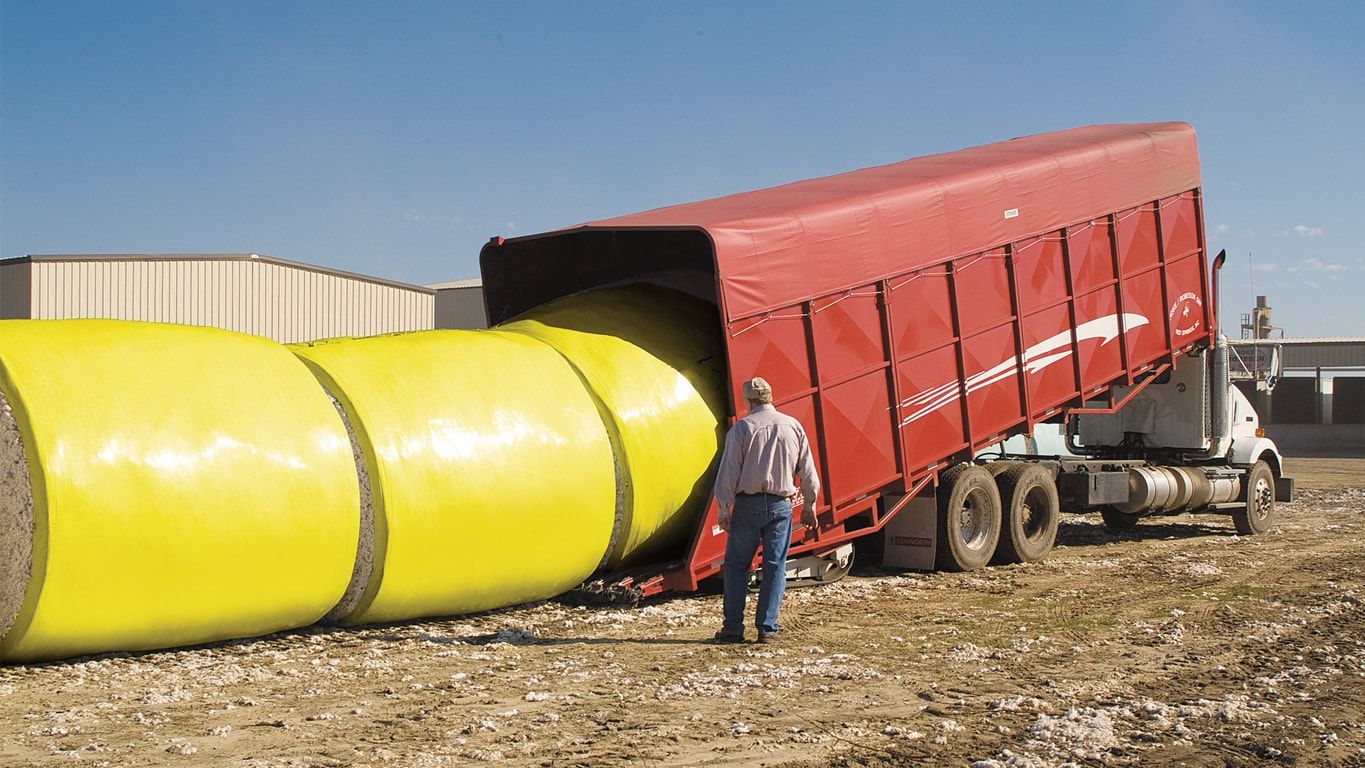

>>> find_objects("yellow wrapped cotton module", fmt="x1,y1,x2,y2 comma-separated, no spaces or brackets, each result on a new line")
291,330,616,625
503,285,725,569
0,320,359,663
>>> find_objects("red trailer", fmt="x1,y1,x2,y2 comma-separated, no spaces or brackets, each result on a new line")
482,123,1285,598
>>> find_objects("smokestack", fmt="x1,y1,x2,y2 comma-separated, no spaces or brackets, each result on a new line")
1252,296,1273,339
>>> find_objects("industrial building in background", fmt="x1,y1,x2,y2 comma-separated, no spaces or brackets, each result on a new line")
0,253,487,342
427,278,488,329
1230,294,1365,453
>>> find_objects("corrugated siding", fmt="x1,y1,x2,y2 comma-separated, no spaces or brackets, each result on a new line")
434,286,489,329
1282,343,1365,369
28,259,435,343
0,261,32,319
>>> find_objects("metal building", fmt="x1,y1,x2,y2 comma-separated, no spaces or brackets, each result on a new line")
428,278,488,329
1272,337,1365,369
1229,336,1365,454
0,253,435,344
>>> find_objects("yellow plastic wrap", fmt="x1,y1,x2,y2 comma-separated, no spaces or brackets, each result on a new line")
0,320,359,663
503,285,725,569
291,330,617,625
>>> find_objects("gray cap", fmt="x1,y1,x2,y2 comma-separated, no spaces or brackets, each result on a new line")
742,376,772,400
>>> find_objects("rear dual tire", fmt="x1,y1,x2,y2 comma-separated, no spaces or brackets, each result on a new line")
993,464,1059,565
935,465,1001,572
936,463,1061,571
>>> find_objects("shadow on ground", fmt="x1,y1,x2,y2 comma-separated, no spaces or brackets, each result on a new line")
1055,516,1236,547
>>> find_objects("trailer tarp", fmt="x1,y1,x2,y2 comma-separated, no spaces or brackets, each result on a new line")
483,123,1200,324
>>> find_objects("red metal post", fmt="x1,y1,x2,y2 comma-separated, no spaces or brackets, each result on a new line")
945,258,974,457
1194,189,1217,337
1004,243,1034,433
801,298,834,523
1058,227,1086,401
877,278,908,488
1151,198,1177,370
1105,213,1135,386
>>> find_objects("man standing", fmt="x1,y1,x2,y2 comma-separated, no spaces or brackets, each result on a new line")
711,377,821,644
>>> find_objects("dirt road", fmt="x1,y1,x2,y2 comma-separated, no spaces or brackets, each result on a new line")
1,458,1362,767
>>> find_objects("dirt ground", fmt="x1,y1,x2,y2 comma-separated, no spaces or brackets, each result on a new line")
1,458,1361,768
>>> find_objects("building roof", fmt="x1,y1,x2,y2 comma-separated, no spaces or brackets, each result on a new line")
5,253,434,294
1231,337,1365,369
425,278,483,290
1247,337,1365,345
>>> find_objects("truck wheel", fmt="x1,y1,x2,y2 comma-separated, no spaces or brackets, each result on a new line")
935,464,1002,572
1099,508,1142,531
994,464,1059,564
1232,460,1277,535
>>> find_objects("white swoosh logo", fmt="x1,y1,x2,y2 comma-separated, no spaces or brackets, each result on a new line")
899,312,1148,426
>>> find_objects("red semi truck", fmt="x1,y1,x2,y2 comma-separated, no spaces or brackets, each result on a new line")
481,122,1293,597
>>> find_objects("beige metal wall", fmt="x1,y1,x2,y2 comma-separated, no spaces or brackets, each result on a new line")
4,255,435,344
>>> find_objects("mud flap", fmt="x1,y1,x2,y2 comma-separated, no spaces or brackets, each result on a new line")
1275,476,1295,503
881,495,938,570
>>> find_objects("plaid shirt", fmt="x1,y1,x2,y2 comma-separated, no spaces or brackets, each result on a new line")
712,404,820,511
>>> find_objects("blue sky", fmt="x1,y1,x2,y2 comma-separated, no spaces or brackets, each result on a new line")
2,1,1361,337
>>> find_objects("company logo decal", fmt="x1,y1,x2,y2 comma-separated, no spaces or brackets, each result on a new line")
899,312,1150,426
1169,292,1204,338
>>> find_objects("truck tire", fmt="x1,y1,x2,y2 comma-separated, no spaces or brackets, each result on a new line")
994,464,1059,564
986,460,1023,477
935,464,1002,572
1099,508,1143,531
1232,460,1276,535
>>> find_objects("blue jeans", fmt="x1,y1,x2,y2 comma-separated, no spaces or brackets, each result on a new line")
722,494,792,636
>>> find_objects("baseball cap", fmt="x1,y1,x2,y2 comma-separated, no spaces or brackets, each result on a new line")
742,377,772,399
